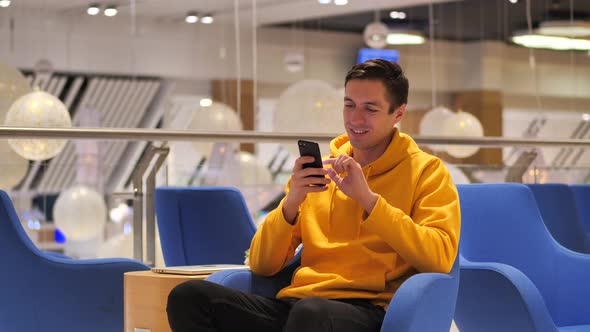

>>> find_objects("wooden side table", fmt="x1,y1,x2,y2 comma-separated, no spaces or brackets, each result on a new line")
124,271,211,332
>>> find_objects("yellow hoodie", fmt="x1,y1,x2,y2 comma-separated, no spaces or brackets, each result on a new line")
249,128,461,308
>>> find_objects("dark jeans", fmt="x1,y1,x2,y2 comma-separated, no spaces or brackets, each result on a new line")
167,279,385,332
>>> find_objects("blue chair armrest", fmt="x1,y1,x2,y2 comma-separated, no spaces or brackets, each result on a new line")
208,252,302,298
43,251,71,259
455,259,557,332
205,270,275,296
553,247,590,326
381,271,458,332
206,267,293,298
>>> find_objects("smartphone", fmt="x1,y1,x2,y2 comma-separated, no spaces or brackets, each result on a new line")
297,140,325,184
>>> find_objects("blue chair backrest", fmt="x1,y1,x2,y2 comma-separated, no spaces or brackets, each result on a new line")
0,190,46,329
527,183,588,253
155,187,257,266
456,184,561,321
570,184,590,233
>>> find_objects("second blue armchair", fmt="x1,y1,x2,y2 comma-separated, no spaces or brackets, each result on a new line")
455,183,590,332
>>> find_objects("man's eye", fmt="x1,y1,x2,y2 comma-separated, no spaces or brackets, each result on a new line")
366,108,377,113
344,104,354,108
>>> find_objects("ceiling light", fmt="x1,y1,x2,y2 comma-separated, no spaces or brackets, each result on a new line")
582,113,590,122
509,0,518,4
390,11,406,20
334,0,348,5
200,98,213,107
87,4,100,16
537,20,590,37
0,0,11,8
386,30,425,45
318,0,332,3
185,12,199,23
201,14,214,24
104,6,118,17
512,32,590,51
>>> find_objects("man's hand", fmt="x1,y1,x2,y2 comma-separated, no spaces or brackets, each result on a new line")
282,156,331,224
323,155,379,214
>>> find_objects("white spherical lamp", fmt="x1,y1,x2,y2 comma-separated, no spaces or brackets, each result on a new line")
363,22,390,49
0,140,28,190
274,80,342,155
0,64,31,118
53,185,107,241
441,111,484,159
237,151,273,186
4,90,72,160
419,106,454,152
188,102,243,157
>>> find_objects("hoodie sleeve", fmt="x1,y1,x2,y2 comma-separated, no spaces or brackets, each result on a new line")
361,158,460,273
248,182,302,276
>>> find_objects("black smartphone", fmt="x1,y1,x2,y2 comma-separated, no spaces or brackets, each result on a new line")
297,140,325,184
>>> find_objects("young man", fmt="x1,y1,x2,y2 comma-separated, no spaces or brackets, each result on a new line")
167,59,461,332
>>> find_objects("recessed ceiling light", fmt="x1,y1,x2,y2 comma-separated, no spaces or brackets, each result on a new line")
537,20,590,37
334,0,348,5
200,98,213,107
509,0,518,4
386,30,425,45
87,4,100,16
104,6,118,17
582,113,590,122
201,14,214,24
390,11,407,20
185,12,199,23
0,0,11,8
318,0,332,3
512,32,590,51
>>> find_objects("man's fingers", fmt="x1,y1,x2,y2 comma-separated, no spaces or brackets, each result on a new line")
297,175,330,187
326,168,343,186
322,158,336,165
293,156,317,170
297,167,328,178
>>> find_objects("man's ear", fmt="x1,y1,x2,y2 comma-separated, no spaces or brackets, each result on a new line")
393,104,406,124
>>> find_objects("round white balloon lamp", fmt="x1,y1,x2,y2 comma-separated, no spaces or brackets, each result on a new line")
419,106,454,152
188,102,242,157
274,80,342,156
363,22,389,49
53,185,107,241
4,90,72,160
237,151,273,186
441,111,484,159
0,140,28,190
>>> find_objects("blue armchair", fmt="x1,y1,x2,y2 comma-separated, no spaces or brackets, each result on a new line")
570,184,590,233
527,183,590,253
206,246,460,331
155,187,257,266
0,190,149,332
455,183,590,332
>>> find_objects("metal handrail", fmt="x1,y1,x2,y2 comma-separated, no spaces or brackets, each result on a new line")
1,126,590,147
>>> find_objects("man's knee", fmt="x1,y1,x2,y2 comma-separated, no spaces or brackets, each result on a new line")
167,279,211,313
285,297,331,331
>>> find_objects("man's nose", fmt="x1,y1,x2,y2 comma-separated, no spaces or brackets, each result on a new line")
349,108,365,123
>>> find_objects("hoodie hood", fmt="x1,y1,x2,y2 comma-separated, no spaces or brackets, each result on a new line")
329,128,422,177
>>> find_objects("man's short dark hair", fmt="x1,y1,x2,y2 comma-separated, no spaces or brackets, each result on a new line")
344,59,409,114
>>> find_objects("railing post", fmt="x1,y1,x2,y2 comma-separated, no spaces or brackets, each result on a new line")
130,142,169,264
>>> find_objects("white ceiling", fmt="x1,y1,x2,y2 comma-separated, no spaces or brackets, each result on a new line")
13,0,460,25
